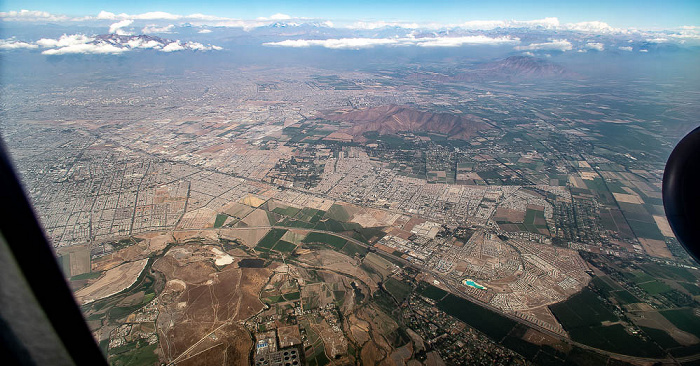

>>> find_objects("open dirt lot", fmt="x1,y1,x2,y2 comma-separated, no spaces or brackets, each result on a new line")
154,246,271,365
638,238,673,259
74,258,148,304
222,202,255,218
240,209,270,227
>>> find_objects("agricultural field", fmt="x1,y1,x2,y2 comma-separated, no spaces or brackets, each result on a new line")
550,288,664,357
302,232,347,249
219,227,270,248
255,228,288,251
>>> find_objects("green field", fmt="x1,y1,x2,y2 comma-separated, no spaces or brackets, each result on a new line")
438,294,516,341
213,213,228,228
272,205,301,217
680,282,700,296
660,308,700,338
501,336,540,359
583,177,609,193
625,271,655,284
384,278,411,304
591,276,614,294
640,264,697,282
278,218,315,228
340,241,366,257
418,283,448,301
627,219,664,240
295,208,326,223
638,281,672,295
611,290,639,304
551,288,662,357
272,240,297,252
550,288,617,329
312,218,349,232
256,228,288,250
110,341,158,366
640,326,681,349
567,324,663,357
302,232,347,249
71,271,103,281
283,292,301,301
264,295,284,304
351,226,387,244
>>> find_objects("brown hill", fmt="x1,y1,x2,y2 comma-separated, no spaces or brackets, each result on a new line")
409,56,574,83
327,105,490,140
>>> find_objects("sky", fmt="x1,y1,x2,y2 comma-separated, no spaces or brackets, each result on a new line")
1,0,699,29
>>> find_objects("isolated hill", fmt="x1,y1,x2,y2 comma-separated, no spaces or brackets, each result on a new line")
410,56,572,82
477,56,570,78
326,105,490,140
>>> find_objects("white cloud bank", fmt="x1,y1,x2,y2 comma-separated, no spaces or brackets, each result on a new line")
514,39,573,52
585,42,605,51
258,13,292,21
0,39,39,49
0,9,70,22
142,24,175,34
36,34,93,48
109,19,134,35
264,35,520,49
565,21,619,33
3,33,222,55
43,43,126,55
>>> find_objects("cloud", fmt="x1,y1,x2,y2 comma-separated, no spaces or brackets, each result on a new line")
132,11,181,20
619,46,633,51
510,17,560,29
126,38,163,49
109,19,134,35
345,21,422,30
565,21,619,33
460,20,507,30
160,40,221,52
142,24,175,34
185,41,222,51
0,39,39,49
96,11,117,20
29,33,222,54
515,39,573,52
95,10,231,22
161,42,186,52
264,35,519,49
666,27,700,42
42,43,126,55
257,13,292,21
416,35,520,47
585,42,605,51
265,38,398,49
35,34,125,54
198,29,213,34
0,9,69,21
36,34,93,48
345,17,560,30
